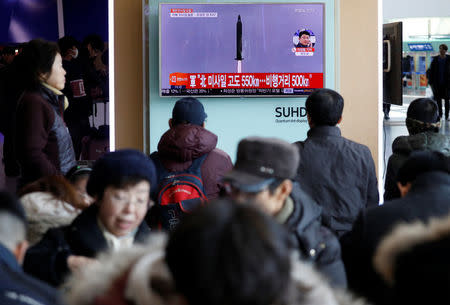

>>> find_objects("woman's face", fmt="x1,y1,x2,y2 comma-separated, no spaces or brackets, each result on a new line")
44,53,66,90
97,181,150,237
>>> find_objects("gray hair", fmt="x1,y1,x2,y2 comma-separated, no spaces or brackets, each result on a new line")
0,212,26,251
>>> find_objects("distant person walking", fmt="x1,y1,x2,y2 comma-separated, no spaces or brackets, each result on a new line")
427,44,450,120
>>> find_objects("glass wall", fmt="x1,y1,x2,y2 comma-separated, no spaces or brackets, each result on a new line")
389,17,450,96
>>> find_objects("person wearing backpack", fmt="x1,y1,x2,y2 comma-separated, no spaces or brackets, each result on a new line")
149,97,232,230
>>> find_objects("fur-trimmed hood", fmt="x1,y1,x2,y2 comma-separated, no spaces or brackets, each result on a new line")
65,235,366,305
21,191,81,245
65,233,170,305
374,213,450,286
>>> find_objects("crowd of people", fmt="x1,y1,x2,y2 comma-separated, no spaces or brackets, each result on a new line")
0,38,449,305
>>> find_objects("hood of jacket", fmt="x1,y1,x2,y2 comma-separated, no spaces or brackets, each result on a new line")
392,131,450,156
66,234,364,305
157,124,218,169
65,234,170,305
374,213,450,286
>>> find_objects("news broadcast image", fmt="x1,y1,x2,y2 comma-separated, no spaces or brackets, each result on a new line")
160,3,324,97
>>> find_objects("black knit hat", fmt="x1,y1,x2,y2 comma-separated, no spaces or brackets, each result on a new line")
0,191,26,224
172,97,207,126
86,149,157,198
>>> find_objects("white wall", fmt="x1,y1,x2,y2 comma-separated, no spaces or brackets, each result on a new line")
384,0,450,21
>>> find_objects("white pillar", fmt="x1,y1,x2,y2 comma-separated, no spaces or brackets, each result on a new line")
57,0,65,38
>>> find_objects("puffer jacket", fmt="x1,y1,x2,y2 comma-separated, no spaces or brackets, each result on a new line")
16,85,76,185
384,131,450,200
285,184,347,288
64,234,366,305
154,124,232,200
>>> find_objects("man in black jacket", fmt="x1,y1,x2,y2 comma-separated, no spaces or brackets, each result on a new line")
0,192,64,305
224,137,347,287
294,89,379,237
384,98,449,200
427,44,450,120
341,151,450,305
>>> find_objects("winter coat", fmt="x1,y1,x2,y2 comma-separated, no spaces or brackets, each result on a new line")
285,185,347,287
427,54,450,97
155,124,233,200
374,213,450,305
15,85,76,185
342,171,450,305
0,243,64,305
23,204,151,287
64,234,366,305
384,131,450,200
295,126,379,237
20,191,81,245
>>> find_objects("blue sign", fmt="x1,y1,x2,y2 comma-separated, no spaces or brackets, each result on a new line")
408,43,434,52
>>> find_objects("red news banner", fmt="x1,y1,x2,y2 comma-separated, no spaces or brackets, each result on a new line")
169,73,323,89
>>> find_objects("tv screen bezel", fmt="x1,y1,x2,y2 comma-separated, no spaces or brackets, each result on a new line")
158,2,326,98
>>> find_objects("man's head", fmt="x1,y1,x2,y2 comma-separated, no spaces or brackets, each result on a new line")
166,199,292,305
224,137,299,215
86,149,156,237
298,30,311,46
439,44,448,56
58,36,79,60
396,151,450,197
0,191,28,264
83,34,104,58
305,88,344,127
170,97,207,127
406,98,440,135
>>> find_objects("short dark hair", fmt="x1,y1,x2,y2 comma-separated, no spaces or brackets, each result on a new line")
299,30,310,37
166,199,292,305
397,151,450,186
83,34,104,52
16,39,60,90
58,36,78,57
439,44,448,51
305,88,344,126
406,98,440,134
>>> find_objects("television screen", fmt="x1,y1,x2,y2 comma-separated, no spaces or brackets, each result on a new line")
159,3,325,97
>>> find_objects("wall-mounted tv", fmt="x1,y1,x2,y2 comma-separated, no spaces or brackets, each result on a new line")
159,3,325,97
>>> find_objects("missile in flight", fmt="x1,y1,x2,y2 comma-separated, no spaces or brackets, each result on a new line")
235,15,243,73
